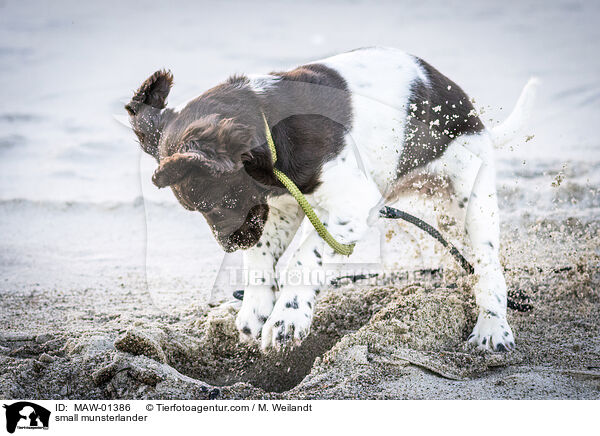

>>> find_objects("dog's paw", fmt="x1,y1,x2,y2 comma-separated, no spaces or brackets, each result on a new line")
468,311,515,352
260,294,313,351
235,287,275,342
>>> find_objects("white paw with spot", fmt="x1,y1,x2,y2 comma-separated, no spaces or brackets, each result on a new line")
468,311,515,351
261,294,314,351
235,287,275,342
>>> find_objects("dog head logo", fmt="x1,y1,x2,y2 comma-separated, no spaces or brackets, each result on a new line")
3,402,50,433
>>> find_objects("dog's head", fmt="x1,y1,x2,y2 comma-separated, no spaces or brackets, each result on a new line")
126,71,270,252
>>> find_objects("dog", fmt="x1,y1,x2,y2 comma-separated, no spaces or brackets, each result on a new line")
126,47,537,352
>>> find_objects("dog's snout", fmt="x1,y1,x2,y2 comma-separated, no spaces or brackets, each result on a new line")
209,208,248,235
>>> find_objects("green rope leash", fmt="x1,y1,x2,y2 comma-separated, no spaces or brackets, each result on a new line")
262,112,355,256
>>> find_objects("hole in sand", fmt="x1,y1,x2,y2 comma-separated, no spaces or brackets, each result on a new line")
185,330,342,393
164,286,397,393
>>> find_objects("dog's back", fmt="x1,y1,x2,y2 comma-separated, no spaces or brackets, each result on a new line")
314,47,483,192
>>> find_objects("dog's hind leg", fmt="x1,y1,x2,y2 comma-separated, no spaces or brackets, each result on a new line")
235,195,304,341
432,133,515,351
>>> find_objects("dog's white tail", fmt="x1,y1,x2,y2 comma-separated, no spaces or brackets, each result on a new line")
490,77,540,148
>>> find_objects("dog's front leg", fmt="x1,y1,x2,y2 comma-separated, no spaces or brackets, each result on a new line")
463,157,516,351
235,195,303,341
260,229,325,351
261,164,381,351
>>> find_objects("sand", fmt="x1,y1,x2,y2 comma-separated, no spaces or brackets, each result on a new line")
1,215,598,399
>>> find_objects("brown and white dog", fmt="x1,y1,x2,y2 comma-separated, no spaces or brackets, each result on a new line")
126,47,537,352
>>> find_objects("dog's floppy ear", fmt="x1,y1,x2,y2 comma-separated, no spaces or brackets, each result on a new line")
214,118,257,158
152,116,258,188
152,150,238,188
125,69,173,115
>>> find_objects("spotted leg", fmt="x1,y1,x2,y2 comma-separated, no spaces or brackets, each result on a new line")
260,229,324,351
235,195,304,341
